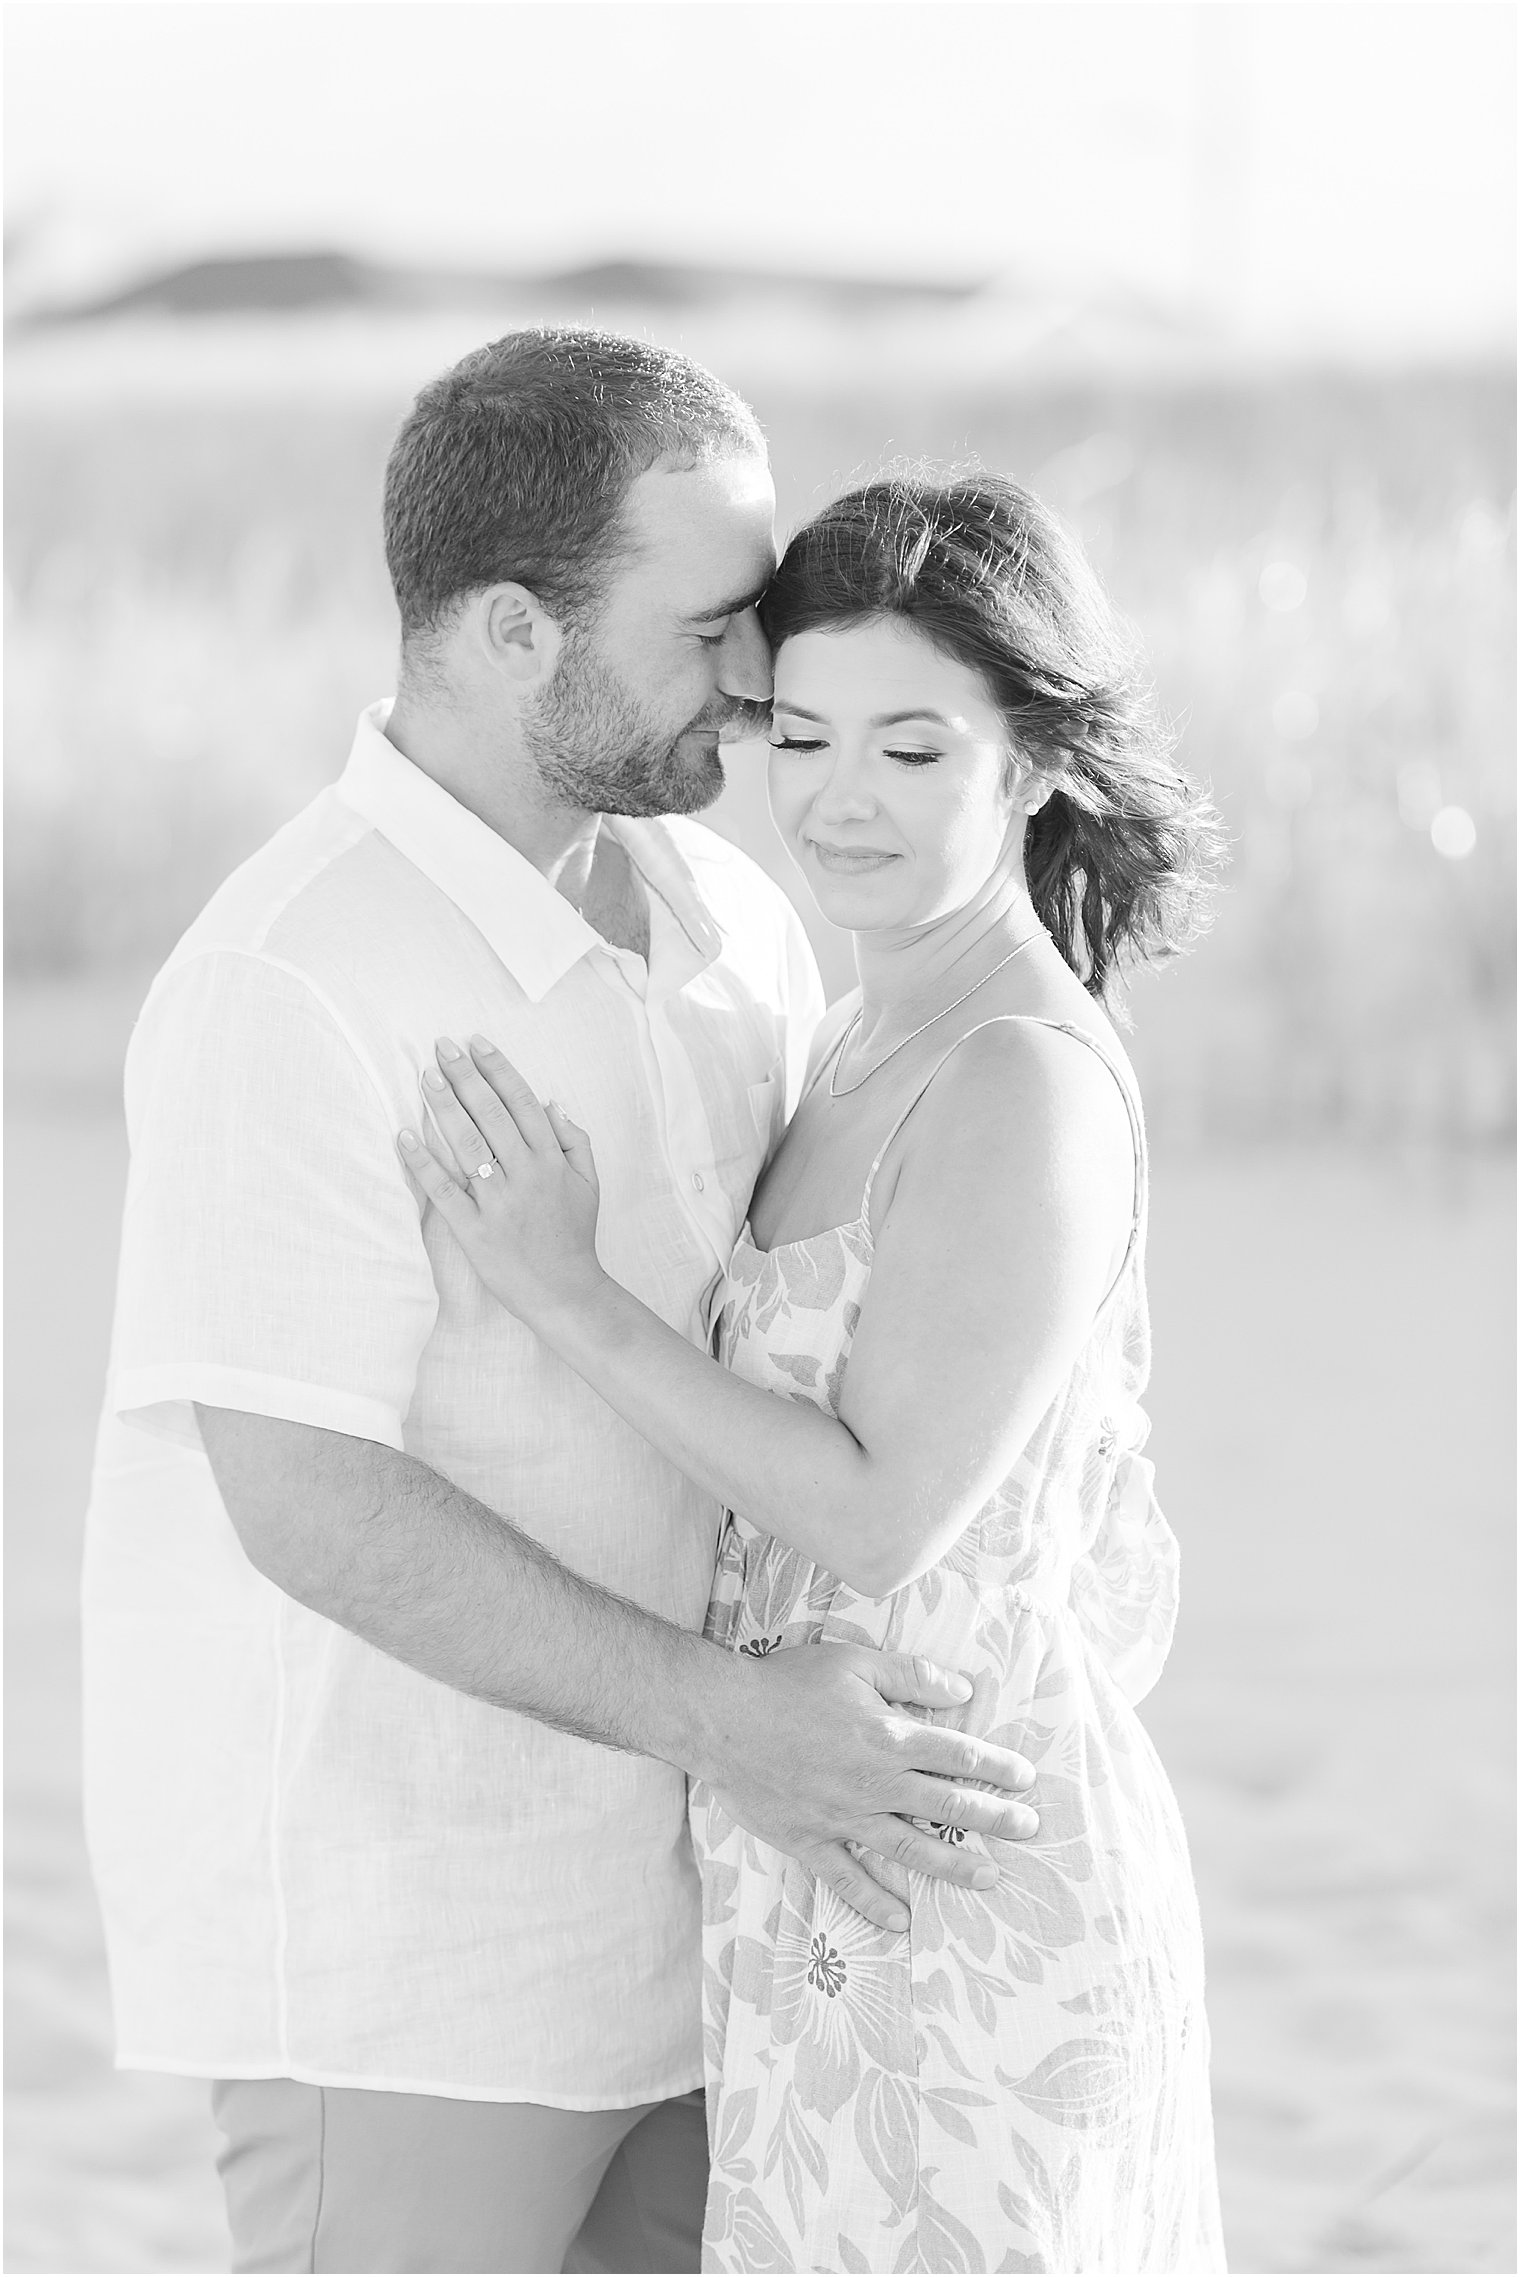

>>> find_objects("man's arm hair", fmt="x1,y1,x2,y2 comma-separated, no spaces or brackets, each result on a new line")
196,1406,715,1766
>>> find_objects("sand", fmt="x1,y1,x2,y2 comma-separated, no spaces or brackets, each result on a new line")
4,976,1514,2274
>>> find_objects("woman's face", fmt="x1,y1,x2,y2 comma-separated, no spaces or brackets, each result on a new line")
767,619,1024,932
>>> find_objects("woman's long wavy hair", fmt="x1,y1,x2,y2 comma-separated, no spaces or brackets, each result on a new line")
760,472,1226,1002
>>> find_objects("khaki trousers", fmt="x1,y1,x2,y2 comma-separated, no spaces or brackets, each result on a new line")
210,2078,708,2274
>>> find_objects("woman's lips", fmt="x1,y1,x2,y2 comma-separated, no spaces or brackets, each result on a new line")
806,841,900,873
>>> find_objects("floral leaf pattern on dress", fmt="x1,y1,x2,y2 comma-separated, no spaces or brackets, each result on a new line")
922,2083,993,2145
694,1049,1224,2273
725,2185,798,2273
764,2087,831,2232
915,2174,991,2273
1007,2035,1139,2134
854,2067,919,2225
713,2085,760,2175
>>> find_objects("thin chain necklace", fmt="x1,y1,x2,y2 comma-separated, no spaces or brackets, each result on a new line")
829,927,1047,1099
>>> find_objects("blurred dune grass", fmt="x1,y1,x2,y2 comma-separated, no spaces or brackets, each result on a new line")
4,342,1515,1142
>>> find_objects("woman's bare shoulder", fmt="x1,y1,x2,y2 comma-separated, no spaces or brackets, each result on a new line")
892,1011,1137,1212
936,1009,1133,1107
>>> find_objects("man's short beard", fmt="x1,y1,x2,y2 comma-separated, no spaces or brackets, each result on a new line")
526,628,728,819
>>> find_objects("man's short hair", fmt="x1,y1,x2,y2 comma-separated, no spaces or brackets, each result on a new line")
383,327,766,647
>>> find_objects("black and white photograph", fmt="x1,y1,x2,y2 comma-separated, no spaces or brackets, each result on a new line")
4,4,1514,2272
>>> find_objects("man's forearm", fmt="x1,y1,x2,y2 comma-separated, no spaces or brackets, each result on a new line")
194,1404,1042,1935
195,1406,739,1776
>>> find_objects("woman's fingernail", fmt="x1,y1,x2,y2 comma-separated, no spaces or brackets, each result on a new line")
971,1865,997,1890
423,1068,447,1091
470,1034,496,1055
887,1909,910,1934
398,1130,420,1153
436,1037,463,1061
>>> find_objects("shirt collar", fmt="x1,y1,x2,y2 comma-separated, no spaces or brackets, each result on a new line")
611,815,724,973
334,701,721,1002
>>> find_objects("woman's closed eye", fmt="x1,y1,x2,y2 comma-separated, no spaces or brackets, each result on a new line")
769,733,941,767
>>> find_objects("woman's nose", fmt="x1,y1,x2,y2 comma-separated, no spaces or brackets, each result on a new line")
718,607,773,707
812,753,877,821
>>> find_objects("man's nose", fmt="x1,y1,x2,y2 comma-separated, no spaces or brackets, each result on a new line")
717,607,773,706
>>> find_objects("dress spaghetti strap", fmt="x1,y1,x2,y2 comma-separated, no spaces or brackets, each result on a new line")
859,1014,1147,1296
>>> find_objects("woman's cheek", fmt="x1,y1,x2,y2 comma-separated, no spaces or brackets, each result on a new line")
952,779,1016,881
922,785,984,879
765,757,809,848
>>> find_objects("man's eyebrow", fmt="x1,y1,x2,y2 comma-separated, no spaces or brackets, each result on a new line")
774,703,954,728
686,580,771,624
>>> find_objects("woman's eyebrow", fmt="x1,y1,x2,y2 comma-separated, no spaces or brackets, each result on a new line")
773,703,952,727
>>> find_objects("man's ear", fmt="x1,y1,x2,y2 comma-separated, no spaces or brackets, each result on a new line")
472,583,565,687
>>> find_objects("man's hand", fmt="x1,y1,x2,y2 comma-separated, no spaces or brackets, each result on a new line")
698,1642,1038,1932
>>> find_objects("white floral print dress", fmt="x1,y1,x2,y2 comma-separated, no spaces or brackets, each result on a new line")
690,1018,1226,2275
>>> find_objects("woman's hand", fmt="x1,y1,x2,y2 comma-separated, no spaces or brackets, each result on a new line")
398,1036,606,1330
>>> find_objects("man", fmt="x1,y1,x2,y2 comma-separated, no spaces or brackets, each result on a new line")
82,328,1040,2275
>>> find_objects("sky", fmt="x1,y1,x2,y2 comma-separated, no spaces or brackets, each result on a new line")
5,0,1516,352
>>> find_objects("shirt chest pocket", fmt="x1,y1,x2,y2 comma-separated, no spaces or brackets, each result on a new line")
696,1057,784,1223
745,1059,785,1165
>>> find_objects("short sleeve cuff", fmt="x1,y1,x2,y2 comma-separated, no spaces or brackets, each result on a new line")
112,1365,407,1455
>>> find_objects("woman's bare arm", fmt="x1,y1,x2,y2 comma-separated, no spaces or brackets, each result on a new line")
406,1024,1132,1597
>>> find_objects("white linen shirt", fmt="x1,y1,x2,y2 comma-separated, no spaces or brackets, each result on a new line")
81,700,824,2105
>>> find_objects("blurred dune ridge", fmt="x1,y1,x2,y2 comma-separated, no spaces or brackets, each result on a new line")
6,245,990,326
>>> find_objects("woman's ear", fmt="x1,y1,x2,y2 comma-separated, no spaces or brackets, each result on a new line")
1008,757,1057,816
1001,744,1059,817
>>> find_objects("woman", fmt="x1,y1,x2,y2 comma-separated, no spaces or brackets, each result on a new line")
400,475,1227,2273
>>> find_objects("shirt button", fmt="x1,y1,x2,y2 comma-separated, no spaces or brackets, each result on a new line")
691,1172,705,1193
